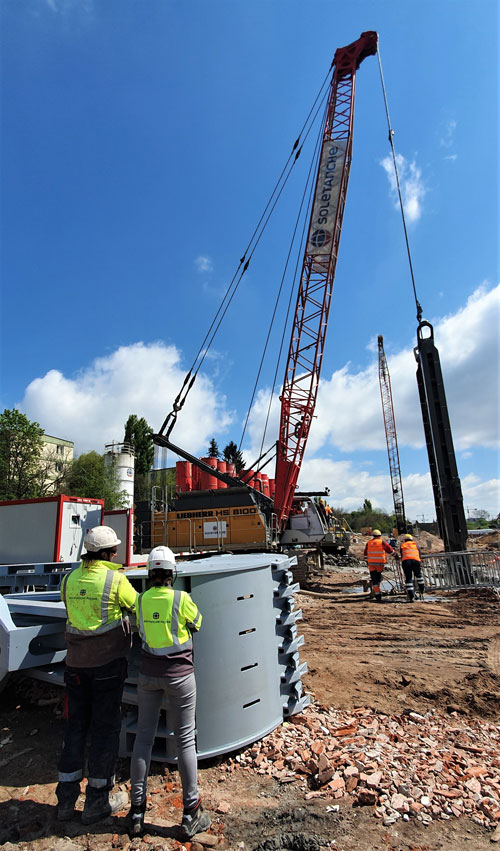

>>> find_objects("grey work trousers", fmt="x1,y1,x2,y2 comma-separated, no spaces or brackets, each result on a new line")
130,672,198,810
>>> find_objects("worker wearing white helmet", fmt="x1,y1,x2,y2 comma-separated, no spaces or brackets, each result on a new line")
399,534,425,602
128,546,210,840
56,526,137,824
364,529,397,603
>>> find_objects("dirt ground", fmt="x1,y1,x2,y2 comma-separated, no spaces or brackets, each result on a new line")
1,537,499,851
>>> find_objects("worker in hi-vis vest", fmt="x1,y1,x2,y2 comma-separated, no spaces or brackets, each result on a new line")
56,525,137,824
364,529,397,602
128,546,211,841
399,534,425,602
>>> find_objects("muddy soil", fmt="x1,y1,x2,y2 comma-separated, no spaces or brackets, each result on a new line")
300,573,500,719
0,555,499,851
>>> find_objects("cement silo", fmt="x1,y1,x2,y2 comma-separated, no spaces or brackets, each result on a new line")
104,442,135,508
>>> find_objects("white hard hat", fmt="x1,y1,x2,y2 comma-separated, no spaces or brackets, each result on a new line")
84,525,121,552
148,545,176,573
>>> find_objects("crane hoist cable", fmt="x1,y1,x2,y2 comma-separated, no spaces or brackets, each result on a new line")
158,66,334,440
239,94,329,454
251,45,425,475
376,47,423,322
257,100,329,460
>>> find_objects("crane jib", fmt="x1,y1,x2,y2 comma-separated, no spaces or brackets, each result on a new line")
306,140,347,257
275,32,377,529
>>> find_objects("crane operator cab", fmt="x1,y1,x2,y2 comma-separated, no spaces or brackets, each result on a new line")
281,496,350,555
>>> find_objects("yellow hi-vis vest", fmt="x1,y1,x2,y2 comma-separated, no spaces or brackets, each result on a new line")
400,540,421,562
137,586,202,656
60,560,136,635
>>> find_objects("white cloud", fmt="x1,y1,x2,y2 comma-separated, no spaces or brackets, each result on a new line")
15,284,499,518
44,0,94,17
19,342,234,456
307,282,499,454
288,456,438,518
439,119,457,149
461,474,499,515
380,153,426,224
194,255,213,274
240,283,499,517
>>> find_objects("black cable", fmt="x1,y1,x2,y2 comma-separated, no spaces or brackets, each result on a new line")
239,85,330,452
159,66,333,436
195,71,334,385
259,96,329,456
377,46,423,322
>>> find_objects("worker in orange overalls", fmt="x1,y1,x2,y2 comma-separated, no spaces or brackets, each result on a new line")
399,534,425,602
364,529,396,603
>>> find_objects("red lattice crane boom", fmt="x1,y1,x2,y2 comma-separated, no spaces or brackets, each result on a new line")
273,31,378,528
377,335,408,535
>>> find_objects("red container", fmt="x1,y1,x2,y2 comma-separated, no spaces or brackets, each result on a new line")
191,464,201,491
227,463,236,478
176,461,193,492
200,457,218,490
217,460,228,488
268,478,276,499
261,473,270,497
240,469,255,487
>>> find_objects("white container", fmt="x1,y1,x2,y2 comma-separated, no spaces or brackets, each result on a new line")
0,495,104,564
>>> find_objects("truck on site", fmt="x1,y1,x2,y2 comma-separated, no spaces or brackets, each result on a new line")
151,32,379,575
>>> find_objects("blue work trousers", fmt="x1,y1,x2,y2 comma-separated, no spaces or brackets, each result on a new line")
56,657,127,806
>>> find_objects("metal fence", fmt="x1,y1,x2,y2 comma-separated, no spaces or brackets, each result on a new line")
420,550,500,591
389,550,500,595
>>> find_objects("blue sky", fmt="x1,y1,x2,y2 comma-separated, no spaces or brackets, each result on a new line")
1,0,498,520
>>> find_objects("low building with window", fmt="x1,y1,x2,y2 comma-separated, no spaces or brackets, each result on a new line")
40,434,74,491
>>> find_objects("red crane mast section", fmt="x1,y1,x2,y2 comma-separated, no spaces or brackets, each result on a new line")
377,335,407,535
274,31,378,529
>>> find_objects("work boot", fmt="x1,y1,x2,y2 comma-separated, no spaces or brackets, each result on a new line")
374,594,382,603
82,790,129,825
56,780,80,821
179,799,211,839
128,800,146,837
57,801,78,822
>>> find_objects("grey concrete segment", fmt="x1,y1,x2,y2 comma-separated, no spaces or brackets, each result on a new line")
1,552,310,761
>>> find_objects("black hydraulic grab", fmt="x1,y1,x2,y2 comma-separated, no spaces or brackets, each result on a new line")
414,321,468,555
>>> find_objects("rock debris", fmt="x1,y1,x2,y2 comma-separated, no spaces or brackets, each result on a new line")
220,702,500,830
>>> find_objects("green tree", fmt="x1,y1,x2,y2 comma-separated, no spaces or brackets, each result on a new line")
223,441,245,474
0,408,45,500
61,451,128,509
340,500,393,534
207,438,220,459
124,415,154,476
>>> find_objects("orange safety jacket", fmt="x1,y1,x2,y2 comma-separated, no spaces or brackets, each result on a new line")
400,540,421,562
365,538,388,569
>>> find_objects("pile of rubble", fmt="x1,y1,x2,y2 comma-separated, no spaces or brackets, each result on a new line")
222,703,500,831
322,553,362,569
